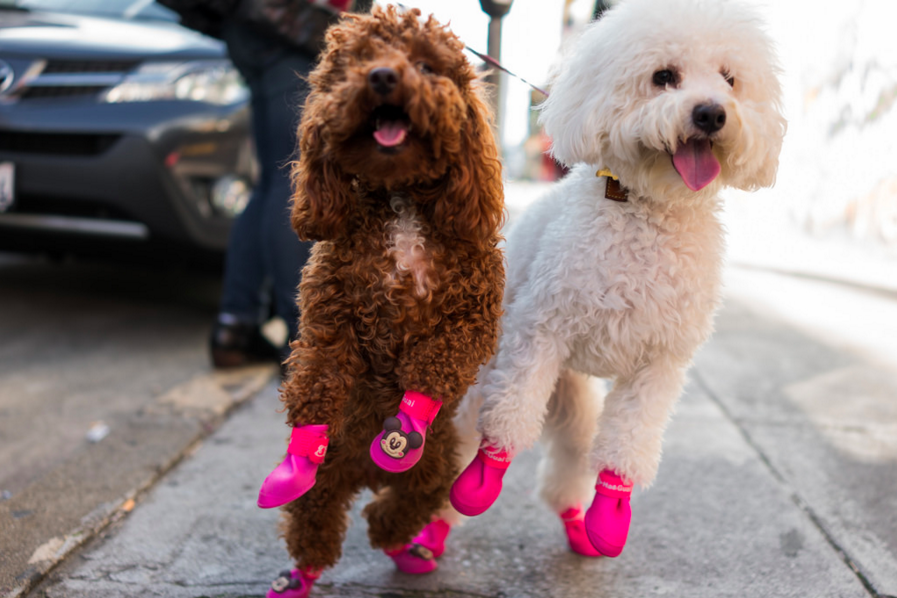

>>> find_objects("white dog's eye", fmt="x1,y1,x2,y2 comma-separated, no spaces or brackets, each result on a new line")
652,69,679,88
721,70,735,87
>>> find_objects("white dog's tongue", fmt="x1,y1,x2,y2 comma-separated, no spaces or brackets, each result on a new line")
672,139,720,191
373,120,408,147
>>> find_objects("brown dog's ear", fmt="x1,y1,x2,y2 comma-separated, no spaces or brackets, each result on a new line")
432,88,505,245
290,113,353,242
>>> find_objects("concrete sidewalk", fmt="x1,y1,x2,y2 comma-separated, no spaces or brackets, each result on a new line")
28,265,897,598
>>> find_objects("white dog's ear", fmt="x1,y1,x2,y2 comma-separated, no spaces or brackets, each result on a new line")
726,77,788,191
537,18,620,168
538,59,607,167
750,109,786,190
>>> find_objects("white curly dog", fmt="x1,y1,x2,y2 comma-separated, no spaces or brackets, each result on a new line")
439,0,786,560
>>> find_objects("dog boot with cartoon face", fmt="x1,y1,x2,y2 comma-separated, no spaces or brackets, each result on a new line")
370,391,441,473
385,518,451,574
266,567,321,598
560,505,602,557
257,424,329,509
584,469,633,557
449,440,513,516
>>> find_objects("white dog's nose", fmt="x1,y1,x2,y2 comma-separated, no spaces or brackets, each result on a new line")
692,103,726,134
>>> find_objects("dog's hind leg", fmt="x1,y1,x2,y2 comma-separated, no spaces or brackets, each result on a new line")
539,370,603,513
539,370,604,556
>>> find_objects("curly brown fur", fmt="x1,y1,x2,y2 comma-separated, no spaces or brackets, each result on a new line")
277,5,505,572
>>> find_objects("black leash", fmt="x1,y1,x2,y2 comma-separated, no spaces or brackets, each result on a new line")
395,3,548,97
463,45,549,98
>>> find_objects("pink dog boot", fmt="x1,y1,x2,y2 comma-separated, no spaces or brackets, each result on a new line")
449,441,513,516
370,391,441,473
385,518,451,574
385,543,438,575
266,567,321,598
560,505,602,557
584,469,634,557
257,424,329,509
413,518,451,558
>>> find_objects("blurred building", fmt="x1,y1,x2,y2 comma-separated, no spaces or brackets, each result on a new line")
776,0,897,251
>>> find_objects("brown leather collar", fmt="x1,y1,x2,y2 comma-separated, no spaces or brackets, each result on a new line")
596,169,628,202
604,177,628,202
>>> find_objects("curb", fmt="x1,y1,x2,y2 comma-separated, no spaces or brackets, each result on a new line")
1,365,277,598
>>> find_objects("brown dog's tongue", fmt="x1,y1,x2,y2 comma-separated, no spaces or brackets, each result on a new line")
373,120,408,147
671,138,720,191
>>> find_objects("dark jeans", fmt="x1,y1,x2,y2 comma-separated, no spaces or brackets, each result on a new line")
218,21,315,340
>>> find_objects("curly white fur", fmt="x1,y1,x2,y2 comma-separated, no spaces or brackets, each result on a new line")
450,0,786,516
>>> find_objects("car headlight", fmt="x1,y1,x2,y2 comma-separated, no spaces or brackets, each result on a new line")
104,60,248,105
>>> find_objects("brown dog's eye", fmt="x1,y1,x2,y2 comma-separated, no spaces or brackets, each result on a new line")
652,69,678,88
417,61,434,75
721,70,735,87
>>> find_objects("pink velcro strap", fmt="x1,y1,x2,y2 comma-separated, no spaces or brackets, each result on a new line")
559,505,584,522
287,426,329,465
595,469,633,499
477,443,513,470
399,391,442,425
301,566,322,582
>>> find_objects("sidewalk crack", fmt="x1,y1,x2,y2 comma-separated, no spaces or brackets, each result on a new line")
692,368,883,598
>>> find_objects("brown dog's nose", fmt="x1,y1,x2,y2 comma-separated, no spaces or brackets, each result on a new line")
692,103,726,134
368,67,398,96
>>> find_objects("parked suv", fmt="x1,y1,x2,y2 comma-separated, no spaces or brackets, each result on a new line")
0,0,254,266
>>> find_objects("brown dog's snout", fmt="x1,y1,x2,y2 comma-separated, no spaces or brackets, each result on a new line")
368,67,399,96
692,103,726,134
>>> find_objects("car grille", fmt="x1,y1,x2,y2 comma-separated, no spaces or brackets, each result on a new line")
6,58,138,103
41,59,140,75
19,86,110,101
0,131,121,156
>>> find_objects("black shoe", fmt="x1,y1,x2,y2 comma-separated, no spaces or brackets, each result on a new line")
210,321,284,369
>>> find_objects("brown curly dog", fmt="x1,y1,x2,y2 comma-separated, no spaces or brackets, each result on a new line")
272,4,505,583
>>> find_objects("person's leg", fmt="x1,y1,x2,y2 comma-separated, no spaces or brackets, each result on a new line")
211,85,284,366
258,53,315,342
218,86,270,326
211,23,285,367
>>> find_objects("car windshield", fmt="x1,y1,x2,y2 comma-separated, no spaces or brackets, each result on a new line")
0,0,177,20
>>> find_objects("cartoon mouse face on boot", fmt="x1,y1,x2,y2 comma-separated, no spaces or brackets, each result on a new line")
380,417,423,459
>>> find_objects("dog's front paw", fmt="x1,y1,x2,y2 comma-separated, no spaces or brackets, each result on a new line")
449,441,513,516
370,391,441,473
379,416,423,459
257,425,329,509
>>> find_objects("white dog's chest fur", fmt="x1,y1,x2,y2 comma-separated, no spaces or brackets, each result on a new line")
507,168,724,377
385,195,432,297
565,229,721,377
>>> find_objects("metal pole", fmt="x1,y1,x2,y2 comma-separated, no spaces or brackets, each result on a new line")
479,0,512,146
487,14,503,130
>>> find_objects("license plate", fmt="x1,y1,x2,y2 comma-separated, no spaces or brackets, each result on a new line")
0,162,14,213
